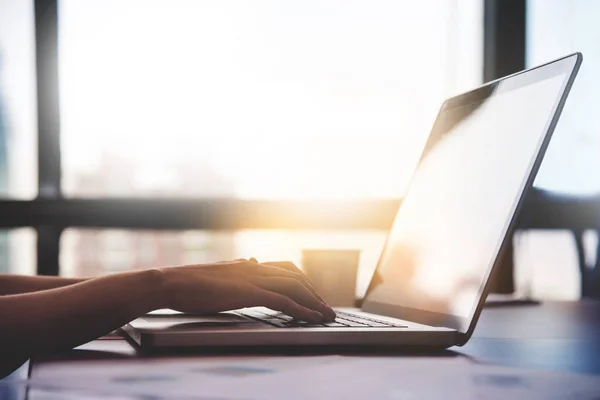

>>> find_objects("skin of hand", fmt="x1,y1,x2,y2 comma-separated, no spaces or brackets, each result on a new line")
159,259,336,323
0,259,335,377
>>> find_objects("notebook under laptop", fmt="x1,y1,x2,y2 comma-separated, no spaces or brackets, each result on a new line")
124,53,582,350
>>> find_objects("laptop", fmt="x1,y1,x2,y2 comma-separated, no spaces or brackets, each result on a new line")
124,53,582,350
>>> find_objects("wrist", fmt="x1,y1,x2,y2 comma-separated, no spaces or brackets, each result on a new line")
136,268,169,312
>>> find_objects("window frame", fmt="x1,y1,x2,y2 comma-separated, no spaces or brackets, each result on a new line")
1,0,598,293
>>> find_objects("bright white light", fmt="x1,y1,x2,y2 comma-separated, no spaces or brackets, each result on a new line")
60,0,481,199
528,0,600,196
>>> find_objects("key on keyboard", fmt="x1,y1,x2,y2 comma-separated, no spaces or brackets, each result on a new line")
238,309,407,328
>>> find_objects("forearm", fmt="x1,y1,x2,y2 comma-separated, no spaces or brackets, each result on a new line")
0,274,86,295
0,269,165,361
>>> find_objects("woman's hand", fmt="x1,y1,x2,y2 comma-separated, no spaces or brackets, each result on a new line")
0,259,336,370
158,259,336,323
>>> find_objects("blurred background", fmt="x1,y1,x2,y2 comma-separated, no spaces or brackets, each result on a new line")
0,0,598,299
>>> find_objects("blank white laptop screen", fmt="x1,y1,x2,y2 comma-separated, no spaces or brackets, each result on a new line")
364,64,573,325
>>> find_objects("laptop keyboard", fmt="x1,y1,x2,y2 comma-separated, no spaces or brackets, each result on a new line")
238,309,407,328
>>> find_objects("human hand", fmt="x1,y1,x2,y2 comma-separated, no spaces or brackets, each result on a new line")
158,259,336,323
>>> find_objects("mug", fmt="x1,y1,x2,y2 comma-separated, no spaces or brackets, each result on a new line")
301,249,360,307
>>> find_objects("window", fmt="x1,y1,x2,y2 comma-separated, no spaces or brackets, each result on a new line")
514,0,600,299
0,229,36,275
0,0,37,199
5,1,494,288
528,0,600,195
513,230,582,300
59,0,482,200
60,228,387,296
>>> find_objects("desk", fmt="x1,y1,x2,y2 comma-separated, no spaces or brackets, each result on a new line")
3,301,600,398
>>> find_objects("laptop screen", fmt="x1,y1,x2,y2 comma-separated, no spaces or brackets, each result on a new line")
362,54,580,333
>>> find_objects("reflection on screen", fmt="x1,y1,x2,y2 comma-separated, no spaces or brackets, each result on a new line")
365,73,567,319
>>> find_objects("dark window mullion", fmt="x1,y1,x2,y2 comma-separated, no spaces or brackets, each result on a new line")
34,0,61,275
483,0,526,83
483,0,526,294
36,225,63,276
